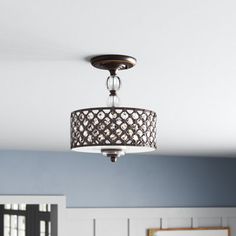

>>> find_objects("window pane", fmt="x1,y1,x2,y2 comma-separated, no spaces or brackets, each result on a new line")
11,228,17,236
5,204,11,210
4,214,10,227
48,221,51,236
39,204,47,212
18,216,26,230
12,204,18,210
11,215,17,229
19,230,25,236
4,227,10,236
40,221,46,233
19,204,26,211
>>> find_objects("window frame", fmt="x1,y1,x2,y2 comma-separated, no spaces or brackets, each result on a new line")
0,196,65,236
0,204,52,236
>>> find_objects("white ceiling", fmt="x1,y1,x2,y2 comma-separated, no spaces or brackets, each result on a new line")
0,0,236,157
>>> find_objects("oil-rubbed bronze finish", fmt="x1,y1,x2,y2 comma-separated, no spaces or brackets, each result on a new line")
71,54,157,162
71,106,157,160
90,54,137,75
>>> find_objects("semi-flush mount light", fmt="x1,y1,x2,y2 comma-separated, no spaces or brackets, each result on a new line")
71,55,157,162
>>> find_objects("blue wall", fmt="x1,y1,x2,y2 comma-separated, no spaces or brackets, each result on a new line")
0,150,235,207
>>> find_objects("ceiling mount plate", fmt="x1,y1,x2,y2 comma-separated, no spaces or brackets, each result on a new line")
90,54,136,75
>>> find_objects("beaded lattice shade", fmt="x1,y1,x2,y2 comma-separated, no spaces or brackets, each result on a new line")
71,107,157,153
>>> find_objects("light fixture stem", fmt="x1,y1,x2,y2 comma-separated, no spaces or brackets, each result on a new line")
108,91,118,107
109,69,117,76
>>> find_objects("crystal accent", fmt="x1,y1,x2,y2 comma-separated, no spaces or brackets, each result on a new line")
106,75,121,91
121,112,128,119
107,94,120,107
71,107,157,150
98,111,105,119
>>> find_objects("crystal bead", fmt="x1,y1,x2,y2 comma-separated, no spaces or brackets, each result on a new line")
98,124,105,130
104,129,110,136
110,134,117,141
106,75,121,91
87,112,94,120
121,112,128,119
121,123,127,130
116,129,122,136
132,112,139,119
104,117,110,125
121,134,128,141
98,111,105,119
92,129,99,136
107,94,120,107
98,134,105,141
79,113,84,121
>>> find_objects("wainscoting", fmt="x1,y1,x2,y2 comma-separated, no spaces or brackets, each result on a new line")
1,196,236,236
64,208,236,236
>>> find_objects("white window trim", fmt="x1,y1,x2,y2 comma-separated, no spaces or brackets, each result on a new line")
0,195,66,236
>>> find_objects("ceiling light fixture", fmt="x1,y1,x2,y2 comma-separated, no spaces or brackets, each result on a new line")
70,55,157,162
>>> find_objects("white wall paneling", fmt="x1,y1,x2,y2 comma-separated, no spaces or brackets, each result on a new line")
64,208,236,236
0,196,236,236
